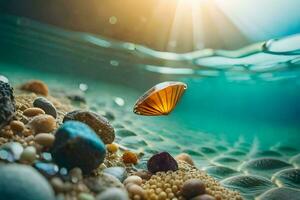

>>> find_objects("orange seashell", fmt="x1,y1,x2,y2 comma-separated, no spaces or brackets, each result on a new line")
133,82,187,116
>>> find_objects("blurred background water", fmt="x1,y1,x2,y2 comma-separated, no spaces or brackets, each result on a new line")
0,1,300,198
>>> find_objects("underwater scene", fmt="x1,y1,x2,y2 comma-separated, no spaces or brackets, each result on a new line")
0,2,300,200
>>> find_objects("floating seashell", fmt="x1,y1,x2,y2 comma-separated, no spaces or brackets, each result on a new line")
133,82,187,116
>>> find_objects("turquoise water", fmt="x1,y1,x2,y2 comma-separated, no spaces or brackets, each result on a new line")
0,14,300,199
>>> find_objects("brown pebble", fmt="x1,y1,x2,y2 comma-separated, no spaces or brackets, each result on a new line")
176,153,194,166
10,120,25,133
181,179,206,199
28,114,56,134
21,80,49,96
134,170,152,181
34,133,55,147
191,194,216,200
51,177,65,192
23,107,45,117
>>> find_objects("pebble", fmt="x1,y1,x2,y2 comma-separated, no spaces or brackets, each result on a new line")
78,192,95,200
96,188,129,200
191,194,215,200
21,80,49,96
69,167,83,182
0,164,55,200
20,146,37,164
23,107,45,117
10,120,25,133
34,162,59,177
126,184,145,199
181,179,206,199
28,114,56,134
0,81,15,128
147,152,178,173
103,167,127,182
50,177,65,193
84,173,125,194
107,143,119,153
34,133,55,147
33,97,57,118
0,142,23,161
51,121,106,174
175,153,194,166
123,176,143,186
67,93,86,103
122,151,138,164
63,110,115,144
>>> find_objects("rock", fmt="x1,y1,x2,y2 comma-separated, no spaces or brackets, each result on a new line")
78,192,95,200
0,164,55,200
191,194,216,200
122,151,138,164
0,142,23,161
181,179,206,199
67,93,86,103
175,153,194,166
21,80,49,96
51,121,106,174
20,146,37,164
84,173,125,194
0,75,8,83
123,176,143,186
34,133,55,147
257,187,300,200
147,152,178,173
23,107,45,117
106,143,119,153
27,114,56,134
63,110,115,144
33,97,57,118
126,184,145,199
0,81,15,128
103,167,127,182
96,188,129,200
34,162,59,177
9,120,25,133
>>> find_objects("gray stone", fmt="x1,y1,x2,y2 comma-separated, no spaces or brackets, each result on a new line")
33,97,57,118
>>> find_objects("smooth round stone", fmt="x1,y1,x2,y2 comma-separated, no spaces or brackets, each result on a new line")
123,175,143,186
119,136,147,149
191,194,215,200
21,80,49,96
176,153,195,166
20,146,37,164
272,168,300,189
33,97,57,118
78,193,95,200
34,133,55,147
34,162,59,177
84,173,125,194
28,114,56,134
0,164,55,200
182,179,206,199
205,166,240,180
147,152,178,173
51,121,106,174
115,129,137,137
23,107,45,117
96,188,129,200
63,110,115,144
242,158,291,171
0,142,23,161
103,167,127,182
257,187,300,200
290,154,300,167
221,175,274,198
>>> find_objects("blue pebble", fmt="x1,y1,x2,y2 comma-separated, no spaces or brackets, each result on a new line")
51,121,106,174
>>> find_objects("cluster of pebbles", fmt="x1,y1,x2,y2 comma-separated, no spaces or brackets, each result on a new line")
0,79,243,200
